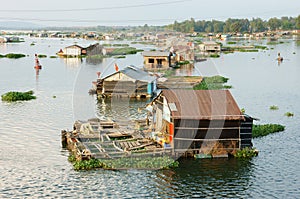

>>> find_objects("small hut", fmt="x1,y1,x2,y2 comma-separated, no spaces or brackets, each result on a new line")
199,41,221,52
97,65,157,98
142,51,171,70
147,89,253,157
59,44,86,57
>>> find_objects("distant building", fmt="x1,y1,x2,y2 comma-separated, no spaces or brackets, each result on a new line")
199,41,221,52
102,48,115,56
0,36,7,43
142,51,171,70
86,43,103,56
97,65,157,98
59,45,86,57
170,43,194,62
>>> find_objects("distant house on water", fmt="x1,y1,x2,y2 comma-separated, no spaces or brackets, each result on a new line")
58,44,86,57
97,65,157,98
142,51,171,70
199,41,221,52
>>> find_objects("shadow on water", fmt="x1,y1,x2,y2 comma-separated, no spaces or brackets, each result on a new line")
86,57,104,65
154,158,254,198
96,97,151,121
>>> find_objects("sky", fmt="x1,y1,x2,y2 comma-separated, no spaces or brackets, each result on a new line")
0,0,299,27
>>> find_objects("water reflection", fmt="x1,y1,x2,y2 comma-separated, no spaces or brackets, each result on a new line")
62,57,82,67
154,158,254,198
86,57,103,65
96,97,150,122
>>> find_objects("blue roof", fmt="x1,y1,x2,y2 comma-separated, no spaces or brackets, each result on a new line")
104,65,156,83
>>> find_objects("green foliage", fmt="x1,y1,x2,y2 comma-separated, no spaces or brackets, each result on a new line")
1,90,36,102
238,49,259,52
193,75,231,90
269,105,279,110
177,60,190,65
73,158,103,171
100,156,179,169
38,54,47,58
110,47,143,55
209,53,220,58
68,155,76,163
166,16,298,33
50,56,58,58
87,55,109,59
284,112,294,117
227,41,237,44
223,46,259,53
241,108,246,114
254,45,268,50
297,15,300,29
71,156,179,170
0,53,26,59
234,147,258,158
114,55,126,59
267,41,283,45
252,124,285,138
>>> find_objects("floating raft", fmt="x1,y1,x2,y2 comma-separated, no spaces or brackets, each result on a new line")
62,118,171,162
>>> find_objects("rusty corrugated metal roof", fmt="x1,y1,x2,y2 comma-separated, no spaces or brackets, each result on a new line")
161,90,244,120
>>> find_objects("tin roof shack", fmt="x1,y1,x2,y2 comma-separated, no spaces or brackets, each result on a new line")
199,41,221,52
86,43,103,56
148,90,253,158
97,65,157,98
60,45,86,57
142,51,172,70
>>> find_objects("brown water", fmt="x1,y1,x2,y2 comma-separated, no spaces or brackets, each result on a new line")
0,37,299,198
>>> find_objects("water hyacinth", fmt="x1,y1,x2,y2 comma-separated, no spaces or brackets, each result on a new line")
1,90,36,102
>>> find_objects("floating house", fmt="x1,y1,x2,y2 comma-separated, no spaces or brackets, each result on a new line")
0,36,6,43
170,43,194,62
97,65,157,98
58,45,86,57
199,41,221,52
147,89,253,157
142,51,171,70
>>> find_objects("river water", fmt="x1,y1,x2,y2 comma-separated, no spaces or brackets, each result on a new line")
0,36,299,198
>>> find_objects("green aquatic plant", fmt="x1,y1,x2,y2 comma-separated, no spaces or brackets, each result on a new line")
38,54,47,58
254,45,268,50
227,41,237,44
68,155,76,163
73,158,103,171
241,108,246,114
110,47,143,55
209,53,220,58
71,156,179,170
252,124,285,138
0,53,26,59
234,147,258,158
193,75,231,90
284,112,294,117
177,60,190,65
269,105,279,110
1,90,36,102
114,55,126,59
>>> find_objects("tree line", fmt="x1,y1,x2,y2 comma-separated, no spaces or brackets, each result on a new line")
165,15,300,33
